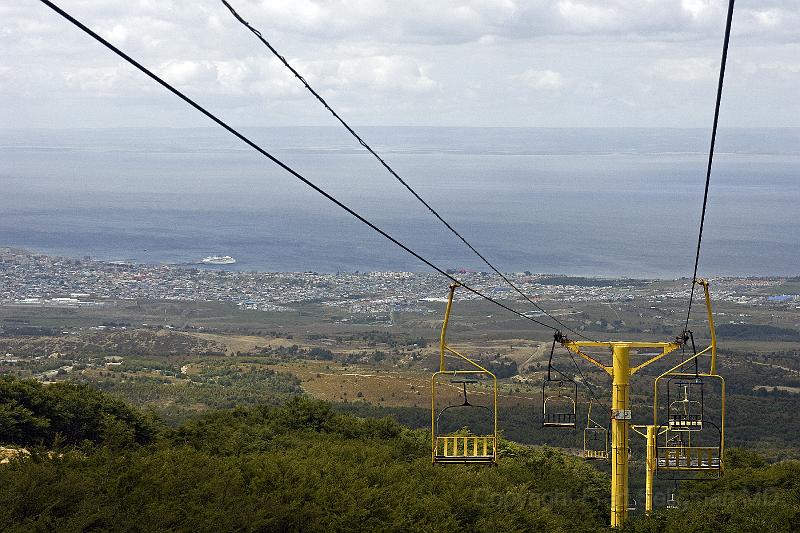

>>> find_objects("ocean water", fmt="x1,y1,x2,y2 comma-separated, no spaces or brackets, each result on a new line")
1,127,798,278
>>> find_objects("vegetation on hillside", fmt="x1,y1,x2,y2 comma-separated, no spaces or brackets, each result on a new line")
624,449,800,532
0,376,159,447
1,378,799,532
0,377,608,532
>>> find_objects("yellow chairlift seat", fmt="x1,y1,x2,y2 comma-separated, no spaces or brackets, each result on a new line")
656,423,722,479
432,376,497,464
433,379,496,464
657,447,721,470
542,379,578,428
432,283,498,465
583,400,609,460
666,489,678,509
434,434,497,464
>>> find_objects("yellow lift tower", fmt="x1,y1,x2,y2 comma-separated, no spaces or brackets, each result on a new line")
557,278,723,527
432,280,723,527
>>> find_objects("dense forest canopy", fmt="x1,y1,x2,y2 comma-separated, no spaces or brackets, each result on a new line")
1,377,799,531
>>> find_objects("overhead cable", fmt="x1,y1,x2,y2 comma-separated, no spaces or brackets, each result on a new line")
220,0,595,341
685,0,735,331
37,0,560,332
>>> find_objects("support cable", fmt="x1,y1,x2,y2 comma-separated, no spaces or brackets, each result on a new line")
684,0,735,332
220,0,595,342
567,349,610,414
546,333,609,414
37,0,560,332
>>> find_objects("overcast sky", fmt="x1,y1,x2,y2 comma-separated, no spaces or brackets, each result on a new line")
2,0,798,128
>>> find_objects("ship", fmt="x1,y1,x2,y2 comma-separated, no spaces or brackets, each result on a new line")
201,255,236,265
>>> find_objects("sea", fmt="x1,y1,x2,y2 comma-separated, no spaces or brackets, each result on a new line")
1,127,798,278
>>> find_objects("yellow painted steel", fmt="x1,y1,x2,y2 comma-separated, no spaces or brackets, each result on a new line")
430,278,724,523
432,283,498,465
610,344,631,527
658,446,720,470
561,340,682,527
653,371,725,474
639,278,724,515
434,436,496,459
559,279,723,526
439,283,456,373
645,425,656,515
698,279,718,374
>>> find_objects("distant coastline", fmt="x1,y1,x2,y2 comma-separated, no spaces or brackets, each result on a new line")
3,246,798,281
3,127,798,278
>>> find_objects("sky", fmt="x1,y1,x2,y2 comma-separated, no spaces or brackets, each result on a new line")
1,0,799,129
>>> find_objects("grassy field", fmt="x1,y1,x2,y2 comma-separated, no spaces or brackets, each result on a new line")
2,288,799,453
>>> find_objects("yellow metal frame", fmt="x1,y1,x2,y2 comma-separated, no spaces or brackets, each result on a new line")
584,400,609,460
560,340,681,527
651,357,725,482
666,381,704,431
638,279,723,516
432,283,498,464
559,278,722,527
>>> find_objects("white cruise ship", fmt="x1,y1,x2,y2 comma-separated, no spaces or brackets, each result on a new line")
201,255,236,265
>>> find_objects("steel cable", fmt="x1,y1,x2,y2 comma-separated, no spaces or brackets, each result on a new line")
220,0,595,341
37,0,562,333
684,0,735,332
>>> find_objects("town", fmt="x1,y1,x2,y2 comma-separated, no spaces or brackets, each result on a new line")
1,247,797,317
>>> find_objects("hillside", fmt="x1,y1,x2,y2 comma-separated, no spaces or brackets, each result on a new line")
0,377,608,531
2,378,800,531
0,329,227,358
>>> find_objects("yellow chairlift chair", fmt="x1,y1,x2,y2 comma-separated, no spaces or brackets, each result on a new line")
542,336,578,428
583,400,609,460
432,284,498,465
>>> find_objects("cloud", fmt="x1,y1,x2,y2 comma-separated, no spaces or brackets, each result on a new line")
556,1,619,33
299,55,439,94
516,69,564,90
159,60,219,86
62,54,440,99
222,1,800,44
647,57,717,82
742,60,800,81
64,66,128,92
2,0,799,128
101,24,129,45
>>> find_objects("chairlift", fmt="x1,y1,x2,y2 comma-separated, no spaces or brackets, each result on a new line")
542,337,578,428
583,400,609,460
655,337,724,480
628,497,638,513
667,376,704,431
433,376,497,464
432,283,498,465
542,379,578,427
436,379,491,424
666,487,678,509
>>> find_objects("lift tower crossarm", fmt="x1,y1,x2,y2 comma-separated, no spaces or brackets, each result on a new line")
557,340,612,375
559,340,683,376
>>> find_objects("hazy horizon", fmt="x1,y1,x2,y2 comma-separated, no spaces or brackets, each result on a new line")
3,126,798,278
